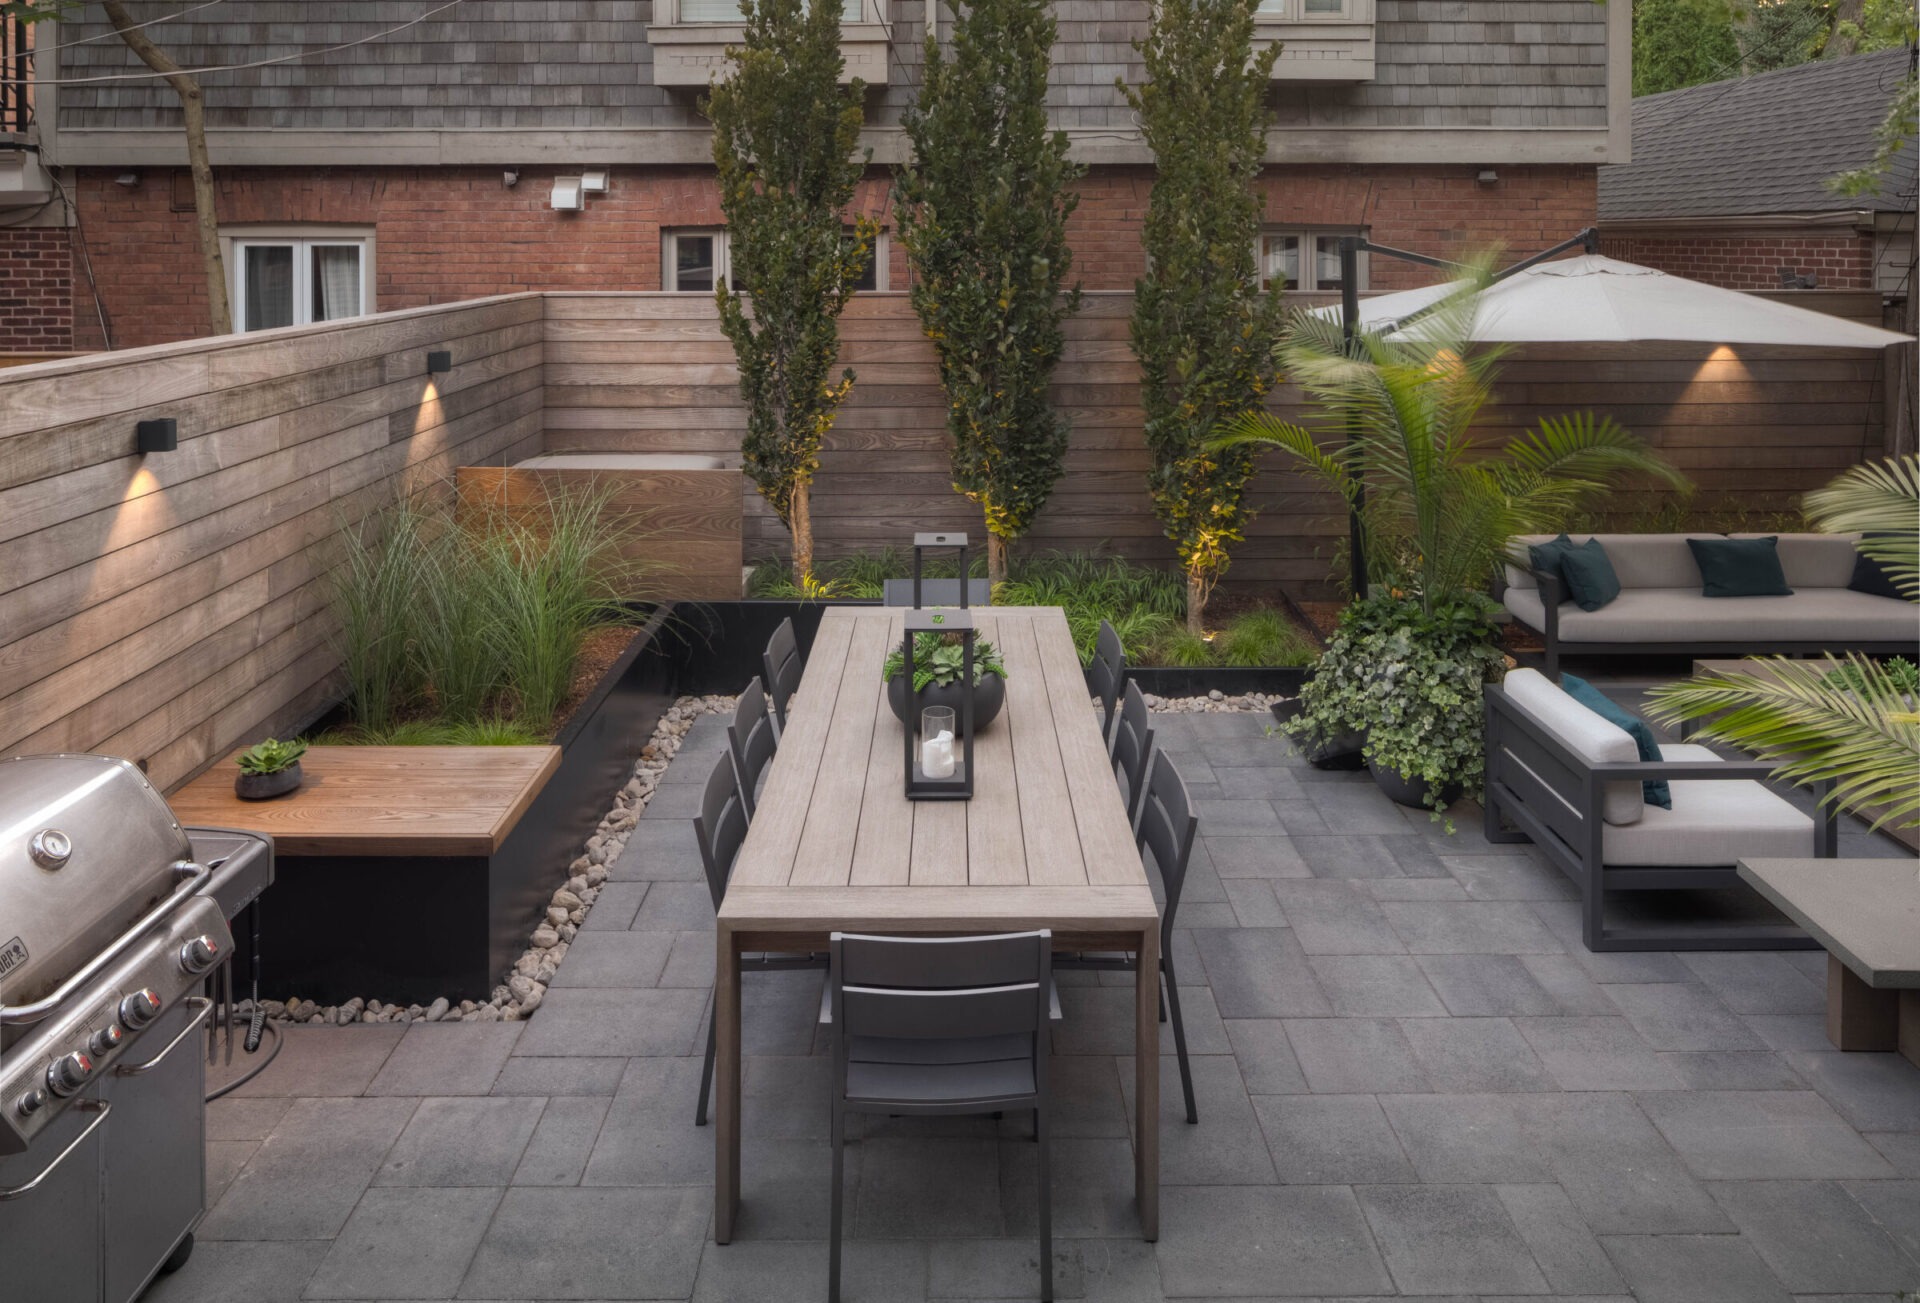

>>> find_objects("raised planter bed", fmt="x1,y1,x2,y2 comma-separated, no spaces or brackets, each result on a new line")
170,606,679,1004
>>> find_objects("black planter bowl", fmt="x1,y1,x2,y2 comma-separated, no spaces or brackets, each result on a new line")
886,673,1006,734
235,762,302,801
1368,759,1462,810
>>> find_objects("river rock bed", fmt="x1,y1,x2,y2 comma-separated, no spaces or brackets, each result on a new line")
241,693,735,1026
1143,689,1290,713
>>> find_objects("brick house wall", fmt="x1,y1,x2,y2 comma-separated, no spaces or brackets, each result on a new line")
0,227,75,353
1600,231,1877,292
61,162,1597,350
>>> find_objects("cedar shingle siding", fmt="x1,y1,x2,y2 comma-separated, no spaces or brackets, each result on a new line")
53,0,1608,134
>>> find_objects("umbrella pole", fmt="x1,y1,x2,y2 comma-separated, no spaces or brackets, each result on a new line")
1340,237,1367,601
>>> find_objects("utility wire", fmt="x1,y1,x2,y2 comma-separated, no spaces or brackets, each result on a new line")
0,0,469,84
16,0,233,54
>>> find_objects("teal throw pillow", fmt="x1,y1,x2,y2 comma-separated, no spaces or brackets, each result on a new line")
1559,538,1621,612
1561,674,1672,810
1687,536,1793,598
1526,533,1576,603
1848,533,1910,602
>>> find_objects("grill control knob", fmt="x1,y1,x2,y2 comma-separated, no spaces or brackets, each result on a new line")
179,935,221,975
87,1025,124,1057
15,1089,45,1118
119,988,162,1030
45,1052,93,1098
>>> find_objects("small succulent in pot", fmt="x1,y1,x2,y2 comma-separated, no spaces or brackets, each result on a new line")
235,737,309,800
882,632,1009,733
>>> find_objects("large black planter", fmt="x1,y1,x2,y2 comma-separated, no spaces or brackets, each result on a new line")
1368,759,1462,810
885,672,1006,734
235,607,679,1005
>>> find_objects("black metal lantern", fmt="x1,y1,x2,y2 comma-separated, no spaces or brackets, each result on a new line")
911,531,970,609
903,607,975,800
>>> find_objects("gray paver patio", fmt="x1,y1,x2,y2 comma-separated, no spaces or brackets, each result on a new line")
157,710,1920,1302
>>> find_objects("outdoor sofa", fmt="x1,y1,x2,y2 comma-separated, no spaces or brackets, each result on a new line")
1482,668,1833,951
1502,532,1918,676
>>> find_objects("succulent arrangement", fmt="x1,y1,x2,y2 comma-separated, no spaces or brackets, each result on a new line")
236,737,309,776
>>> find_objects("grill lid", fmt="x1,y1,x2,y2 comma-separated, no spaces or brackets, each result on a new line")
0,756,193,1011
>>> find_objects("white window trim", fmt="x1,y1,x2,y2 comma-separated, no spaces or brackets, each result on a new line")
222,225,376,332
668,0,866,21
663,227,889,293
1258,228,1369,294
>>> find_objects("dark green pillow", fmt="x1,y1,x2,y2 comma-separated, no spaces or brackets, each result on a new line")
1687,536,1793,598
1849,532,1910,601
1527,533,1576,603
1559,538,1621,612
1562,674,1672,809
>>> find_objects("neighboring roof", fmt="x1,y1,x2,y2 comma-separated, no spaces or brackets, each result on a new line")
1600,48,1918,220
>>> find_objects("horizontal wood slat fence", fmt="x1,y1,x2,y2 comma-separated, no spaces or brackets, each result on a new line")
0,288,1892,791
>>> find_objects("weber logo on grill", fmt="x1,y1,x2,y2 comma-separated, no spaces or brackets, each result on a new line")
0,936,26,981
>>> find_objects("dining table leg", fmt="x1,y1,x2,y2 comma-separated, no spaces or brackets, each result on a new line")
1134,923,1160,1241
714,923,742,1243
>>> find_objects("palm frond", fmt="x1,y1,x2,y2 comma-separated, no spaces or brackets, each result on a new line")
1646,654,1920,832
1210,411,1355,495
1802,455,1920,599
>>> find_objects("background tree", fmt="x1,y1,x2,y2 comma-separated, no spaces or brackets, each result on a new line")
894,0,1084,585
1123,0,1285,634
6,0,230,333
1632,0,1742,94
706,0,874,584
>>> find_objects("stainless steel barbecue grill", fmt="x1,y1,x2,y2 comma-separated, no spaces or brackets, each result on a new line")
0,754,273,1303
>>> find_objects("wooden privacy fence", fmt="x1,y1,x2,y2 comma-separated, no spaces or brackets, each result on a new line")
546,291,1890,593
0,288,1894,790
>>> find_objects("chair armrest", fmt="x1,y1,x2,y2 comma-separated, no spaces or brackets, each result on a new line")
1589,759,1781,782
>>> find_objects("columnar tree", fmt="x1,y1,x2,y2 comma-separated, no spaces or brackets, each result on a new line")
894,0,1084,584
1123,0,1285,633
706,0,875,583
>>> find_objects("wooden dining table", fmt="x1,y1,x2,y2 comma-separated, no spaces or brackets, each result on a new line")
713,604,1162,1243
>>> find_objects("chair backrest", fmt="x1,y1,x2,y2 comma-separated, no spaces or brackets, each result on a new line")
830,930,1052,1047
693,750,750,911
763,617,803,732
728,676,778,819
881,577,993,608
1090,619,1126,741
1111,680,1155,829
1136,750,1198,938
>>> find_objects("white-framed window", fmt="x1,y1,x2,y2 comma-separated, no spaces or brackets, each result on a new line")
225,229,374,332
662,227,888,292
1256,0,1356,18
674,0,862,19
1258,229,1368,293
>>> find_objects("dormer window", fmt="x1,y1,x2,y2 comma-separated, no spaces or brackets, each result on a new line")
1254,0,1376,82
649,0,889,87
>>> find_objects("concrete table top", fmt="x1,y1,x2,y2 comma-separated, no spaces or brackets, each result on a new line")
1739,857,1920,989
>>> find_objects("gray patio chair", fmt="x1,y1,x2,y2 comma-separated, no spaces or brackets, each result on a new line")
1110,679,1155,833
693,749,827,1126
727,675,778,818
825,930,1056,1303
881,576,993,607
763,616,804,735
1090,619,1126,746
1053,749,1199,1124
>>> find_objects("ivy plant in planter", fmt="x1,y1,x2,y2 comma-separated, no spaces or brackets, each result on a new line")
235,737,309,801
1284,595,1507,816
882,632,1009,734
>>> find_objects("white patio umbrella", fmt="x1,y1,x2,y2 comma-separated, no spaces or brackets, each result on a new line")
1317,253,1913,348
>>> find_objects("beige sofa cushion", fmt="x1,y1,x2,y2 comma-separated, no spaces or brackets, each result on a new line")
1504,586,1920,645
1728,532,1861,590
1500,668,1645,825
1601,743,1814,867
1505,533,1724,592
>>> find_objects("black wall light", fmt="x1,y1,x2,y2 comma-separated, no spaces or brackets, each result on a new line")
136,418,178,454
426,350,453,374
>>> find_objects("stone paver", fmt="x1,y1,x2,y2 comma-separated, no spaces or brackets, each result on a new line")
176,710,1920,1303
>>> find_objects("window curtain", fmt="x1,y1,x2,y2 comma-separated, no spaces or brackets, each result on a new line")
243,245,294,332
312,245,363,321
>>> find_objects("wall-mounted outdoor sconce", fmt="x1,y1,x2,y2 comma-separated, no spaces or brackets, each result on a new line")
426,350,453,375
1476,169,1499,185
550,177,584,211
582,170,610,194
114,171,141,188
136,418,177,454
503,169,520,188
